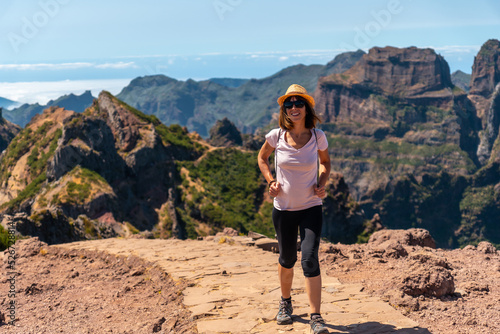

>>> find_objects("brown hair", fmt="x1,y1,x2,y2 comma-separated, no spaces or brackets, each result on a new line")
278,96,322,130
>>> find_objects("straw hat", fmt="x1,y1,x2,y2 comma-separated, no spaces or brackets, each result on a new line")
277,84,315,108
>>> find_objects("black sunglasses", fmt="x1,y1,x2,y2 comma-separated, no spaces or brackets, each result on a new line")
283,100,305,109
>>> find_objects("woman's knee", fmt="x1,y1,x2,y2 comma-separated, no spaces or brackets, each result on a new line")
301,255,320,277
279,253,297,269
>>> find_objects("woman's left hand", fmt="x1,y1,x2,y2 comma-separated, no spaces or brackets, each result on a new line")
314,184,327,199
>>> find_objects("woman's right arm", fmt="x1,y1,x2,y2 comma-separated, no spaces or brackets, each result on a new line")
257,140,276,185
258,140,281,197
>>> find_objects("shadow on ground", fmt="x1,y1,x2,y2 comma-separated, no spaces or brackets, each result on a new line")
293,316,432,334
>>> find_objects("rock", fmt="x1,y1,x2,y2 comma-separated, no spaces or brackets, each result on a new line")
386,290,420,312
151,316,166,333
248,231,267,240
461,281,490,294
476,241,497,254
369,228,436,249
254,238,279,253
322,244,347,256
469,39,500,98
462,245,476,251
408,251,452,269
11,237,48,258
208,117,243,147
25,283,43,295
216,227,239,237
382,242,409,259
400,251,454,297
401,265,454,297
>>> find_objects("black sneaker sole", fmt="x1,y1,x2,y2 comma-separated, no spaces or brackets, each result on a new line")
277,316,293,325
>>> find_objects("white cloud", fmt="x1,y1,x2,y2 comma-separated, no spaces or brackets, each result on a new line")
0,79,132,105
95,62,137,69
0,61,136,71
0,62,93,71
431,45,481,54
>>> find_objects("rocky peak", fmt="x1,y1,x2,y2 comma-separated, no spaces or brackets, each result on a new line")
314,46,458,126
93,91,153,153
470,39,500,97
208,117,242,147
320,46,452,97
28,106,76,130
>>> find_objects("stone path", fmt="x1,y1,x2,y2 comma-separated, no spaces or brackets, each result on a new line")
59,237,430,333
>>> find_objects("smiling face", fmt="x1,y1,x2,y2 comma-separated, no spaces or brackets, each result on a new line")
285,96,306,124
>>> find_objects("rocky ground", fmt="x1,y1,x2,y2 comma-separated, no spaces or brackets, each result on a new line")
0,238,196,334
0,229,499,334
320,229,500,334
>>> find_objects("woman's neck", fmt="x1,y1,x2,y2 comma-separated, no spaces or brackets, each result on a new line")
289,123,308,136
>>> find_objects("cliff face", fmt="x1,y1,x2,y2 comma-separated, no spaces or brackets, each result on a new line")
470,40,500,164
315,46,456,124
333,46,452,97
476,83,500,163
469,39,500,98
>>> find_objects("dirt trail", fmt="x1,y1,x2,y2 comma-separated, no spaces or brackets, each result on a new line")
59,237,430,333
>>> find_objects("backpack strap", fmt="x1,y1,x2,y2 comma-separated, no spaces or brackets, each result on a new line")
274,128,281,175
314,129,319,184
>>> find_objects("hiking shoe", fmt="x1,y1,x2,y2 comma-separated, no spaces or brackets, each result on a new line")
310,314,328,333
276,299,293,325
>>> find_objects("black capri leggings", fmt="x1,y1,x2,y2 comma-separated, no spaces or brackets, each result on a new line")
272,205,323,277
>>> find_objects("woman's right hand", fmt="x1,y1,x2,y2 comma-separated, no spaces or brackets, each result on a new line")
269,181,281,198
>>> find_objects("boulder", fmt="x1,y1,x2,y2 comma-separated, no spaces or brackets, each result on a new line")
216,227,239,237
400,251,454,297
8,237,47,259
369,228,436,249
476,241,497,254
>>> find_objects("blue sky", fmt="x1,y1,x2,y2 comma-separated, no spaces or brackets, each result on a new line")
0,0,499,104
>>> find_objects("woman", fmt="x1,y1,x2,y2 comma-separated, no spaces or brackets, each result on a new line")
257,84,331,334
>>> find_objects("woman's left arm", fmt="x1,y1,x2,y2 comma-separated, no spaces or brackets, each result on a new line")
314,148,331,198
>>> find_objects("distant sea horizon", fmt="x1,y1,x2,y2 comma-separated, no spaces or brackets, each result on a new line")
0,78,134,106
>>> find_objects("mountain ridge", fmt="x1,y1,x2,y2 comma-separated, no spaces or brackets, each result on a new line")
116,50,366,136
3,90,95,127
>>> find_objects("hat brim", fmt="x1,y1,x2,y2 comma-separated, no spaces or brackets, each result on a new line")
277,93,315,108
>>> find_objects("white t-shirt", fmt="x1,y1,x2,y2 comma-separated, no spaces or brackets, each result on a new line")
265,128,328,211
